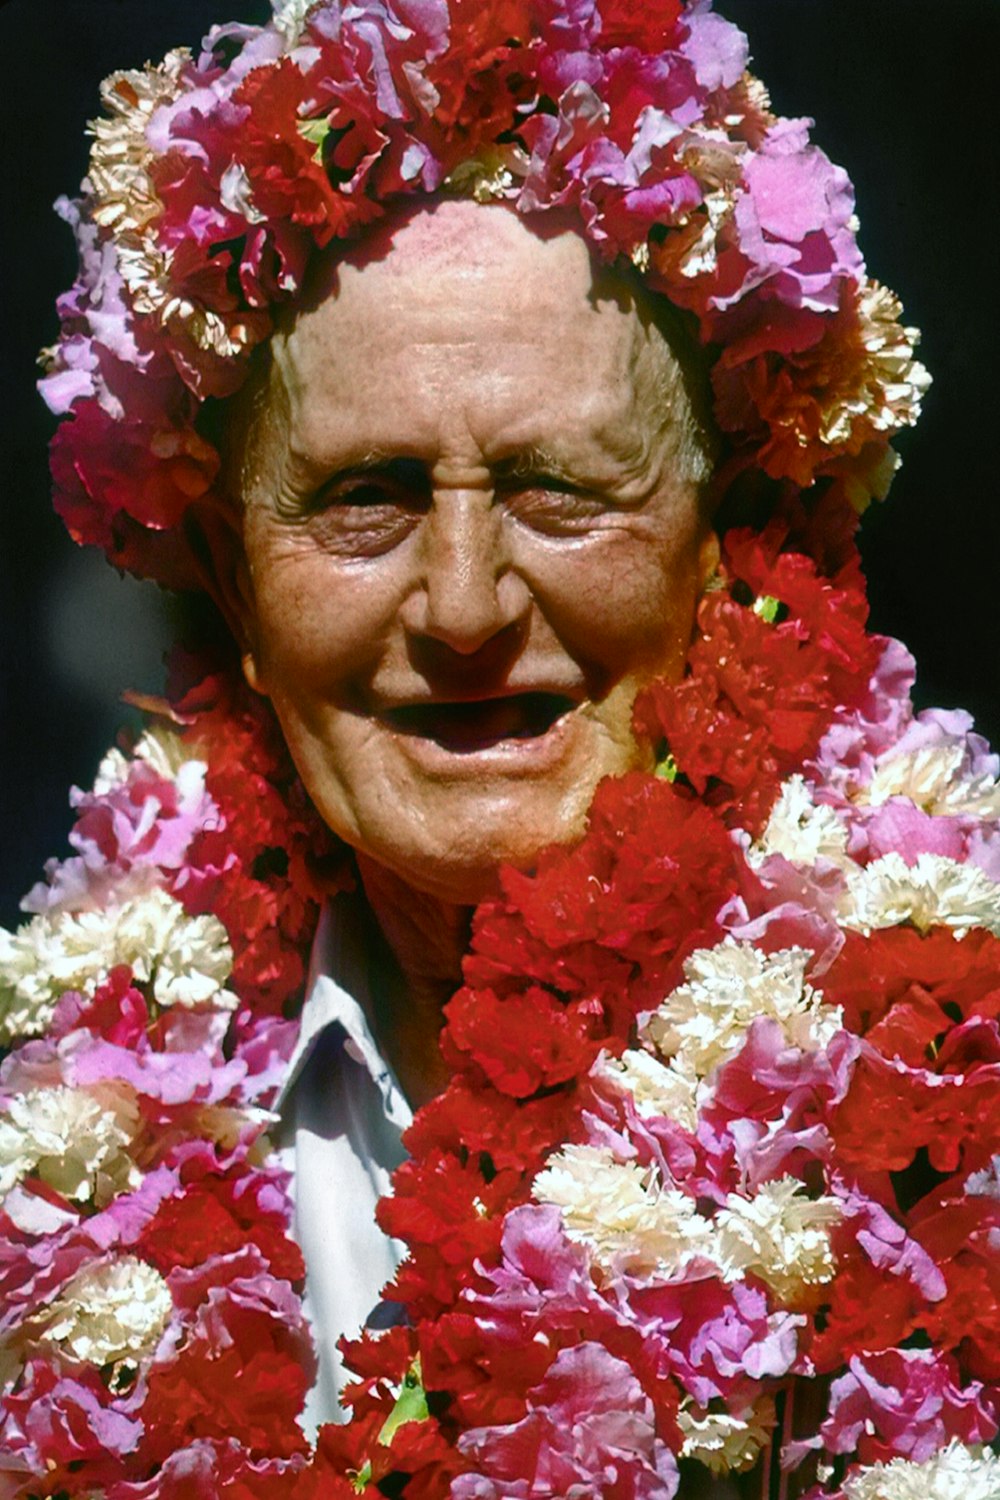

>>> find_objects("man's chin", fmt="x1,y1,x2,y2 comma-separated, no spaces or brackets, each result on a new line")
348,797,596,907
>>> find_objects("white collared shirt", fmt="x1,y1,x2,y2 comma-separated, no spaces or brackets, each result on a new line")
274,900,413,1436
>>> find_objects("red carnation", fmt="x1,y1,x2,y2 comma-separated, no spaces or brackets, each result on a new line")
138,1167,304,1282
469,772,740,1026
635,516,879,833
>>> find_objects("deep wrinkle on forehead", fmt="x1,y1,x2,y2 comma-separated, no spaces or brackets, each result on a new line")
233,201,715,519
269,307,690,497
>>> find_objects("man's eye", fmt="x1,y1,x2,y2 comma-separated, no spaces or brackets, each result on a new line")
322,481,403,508
312,459,430,513
296,482,423,557
503,481,611,535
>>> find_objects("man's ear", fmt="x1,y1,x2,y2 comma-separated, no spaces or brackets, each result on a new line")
185,500,268,696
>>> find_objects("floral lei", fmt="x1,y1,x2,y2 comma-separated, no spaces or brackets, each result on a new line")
5,0,1000,1496
3,498,1000,1498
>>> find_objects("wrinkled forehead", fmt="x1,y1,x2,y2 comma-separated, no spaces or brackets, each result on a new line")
279,199,658,386
232,198,714,487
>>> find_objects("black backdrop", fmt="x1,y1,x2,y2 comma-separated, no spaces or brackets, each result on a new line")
2,0,998,926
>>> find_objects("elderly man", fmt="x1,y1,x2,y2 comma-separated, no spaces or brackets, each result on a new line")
206,194,718,1423
5,3,997,1499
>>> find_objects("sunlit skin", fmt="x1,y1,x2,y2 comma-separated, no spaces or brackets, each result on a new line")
217,200,718,1102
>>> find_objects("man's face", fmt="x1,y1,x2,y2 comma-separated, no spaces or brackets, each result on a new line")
231,201,716,903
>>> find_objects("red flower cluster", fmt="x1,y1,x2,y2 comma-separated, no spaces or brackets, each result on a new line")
825,926,1000,1174
49,402,220,589
635,497,881,833
466,771,742,1022
330,767,746,1485
233,60,385,248
797,925,1000,1400
165,650,343,1019
423,0,537,147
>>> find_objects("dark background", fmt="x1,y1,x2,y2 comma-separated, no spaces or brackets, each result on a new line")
1,0,997,928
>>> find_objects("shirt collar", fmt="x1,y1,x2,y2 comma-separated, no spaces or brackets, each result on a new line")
275,897,413,1132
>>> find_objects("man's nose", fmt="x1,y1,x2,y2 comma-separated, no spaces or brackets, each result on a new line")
400,490,531,656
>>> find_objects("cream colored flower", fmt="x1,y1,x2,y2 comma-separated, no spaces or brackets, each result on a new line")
445,147,528,204
272,0,317,45
42,1257,172,1367
839,853,1000,939
715,1177,839,1305
842,1440,1000,1500
658,183,736,281
0,1085,141,1207
750,775,851,870
594,1048,700,1133
718,72,775,137
861,744,1000,818
532,1144,713,1278
810,282,930,452
93,725,206,796
87,51,189,239
678,1395,776,1475
86,53,267,362
854,281,931,438
642,937,841,1079
0,886,234,1041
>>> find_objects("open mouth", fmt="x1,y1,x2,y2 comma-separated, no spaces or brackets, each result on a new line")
385,692,577,752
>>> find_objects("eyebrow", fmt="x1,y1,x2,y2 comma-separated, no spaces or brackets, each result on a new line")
298,444,590,491
490,445,591,488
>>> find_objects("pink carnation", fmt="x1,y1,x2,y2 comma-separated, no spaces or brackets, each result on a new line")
820,1348,997,1466
455,1342,679,1499
725,118,863,317
24,757,216,917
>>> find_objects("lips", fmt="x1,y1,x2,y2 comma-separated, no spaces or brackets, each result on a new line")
384,692,577,752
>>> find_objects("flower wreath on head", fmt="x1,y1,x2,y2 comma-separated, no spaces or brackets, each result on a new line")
3,2,1000,1497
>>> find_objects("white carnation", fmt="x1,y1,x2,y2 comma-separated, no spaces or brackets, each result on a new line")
0,1085,141,1207
842,1440,1000,1500
715,1177,839,1305
532,1144,713,1278
642,938,841,1079
92,746,130,795
750,775,851,870
839,853,1000,939
93,725,207,797
678,1396,776,1475
88,51,188,240
42,1257,172,1366
863,743,1000,818
965,1157,1000,1200
272,0,316,43
0,886,235,1041
594,1048,700,1133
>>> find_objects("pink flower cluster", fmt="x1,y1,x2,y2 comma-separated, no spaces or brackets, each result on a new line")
0,699,323,1494
39,0,928,587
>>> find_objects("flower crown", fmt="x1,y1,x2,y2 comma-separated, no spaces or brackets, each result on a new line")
41,0,930,591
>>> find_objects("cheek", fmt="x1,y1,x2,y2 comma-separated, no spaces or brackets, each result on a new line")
246,541,399,699
518,525,707,684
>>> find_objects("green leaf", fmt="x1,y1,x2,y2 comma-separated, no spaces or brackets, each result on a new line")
297,117,329,163
350,1462,372,1493
655,752,678,782
351,1358,429,1491
753,594,781,624
378,1358,429,1447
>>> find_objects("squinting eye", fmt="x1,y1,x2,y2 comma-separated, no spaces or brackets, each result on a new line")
503,483,613,536
297,459,431,556
326,481,402,508
298,484,423,557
